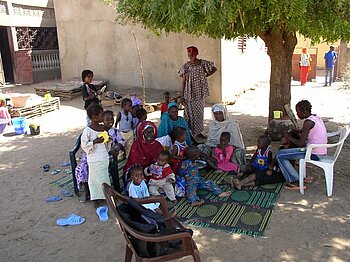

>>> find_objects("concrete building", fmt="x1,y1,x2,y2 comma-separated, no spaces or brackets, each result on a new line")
53,0,270,103
0,0,60,85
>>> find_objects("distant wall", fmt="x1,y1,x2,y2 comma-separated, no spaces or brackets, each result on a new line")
53,0,222,103
221,37,270,102
0,0,56,27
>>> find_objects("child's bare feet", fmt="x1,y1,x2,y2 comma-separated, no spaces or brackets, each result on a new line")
191,199,205,207
218,191,231,198
232,179,242,190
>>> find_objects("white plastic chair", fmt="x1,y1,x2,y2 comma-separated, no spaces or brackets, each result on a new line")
299,125,350,196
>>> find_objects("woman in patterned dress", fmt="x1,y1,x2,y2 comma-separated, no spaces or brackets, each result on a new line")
178,46,217,139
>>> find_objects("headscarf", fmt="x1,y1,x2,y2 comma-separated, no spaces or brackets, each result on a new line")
123,121,163,173
158,107,192,145
187,46,199,56
131,96,142,107
206,104,244,148
211,104,229,121
168,102,178,110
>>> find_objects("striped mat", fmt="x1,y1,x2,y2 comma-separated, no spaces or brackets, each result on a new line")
51,163,282,237
167,170,283,237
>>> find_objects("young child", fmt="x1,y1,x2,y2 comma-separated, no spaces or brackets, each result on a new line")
81,104,111,206
250,135,272,172
160,91,170,116
232,160,285,190
103,110,125,153
214,132,240,172
232,136,286,189
128,164,161,213
145,150,177,203
76,110,124,203
115,98,134,158
135,108,147,135
171,126,188,175
0,97,11,135
81,70,102,125
178,146,231,207
131,96,142,128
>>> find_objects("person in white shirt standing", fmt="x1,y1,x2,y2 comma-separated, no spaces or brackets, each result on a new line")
299,48,311,86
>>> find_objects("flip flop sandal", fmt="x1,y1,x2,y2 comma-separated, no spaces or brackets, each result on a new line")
46,195,63,202
56,214,85,226
60,190,73,197
96,206,109,222
42,164,50,172
283,184,307,190
51,169,61,175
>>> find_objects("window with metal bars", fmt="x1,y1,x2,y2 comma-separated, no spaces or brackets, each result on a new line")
16,27,58,50
237,36,247,53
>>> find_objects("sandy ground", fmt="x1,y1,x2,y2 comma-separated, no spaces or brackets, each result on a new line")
0,77,349,262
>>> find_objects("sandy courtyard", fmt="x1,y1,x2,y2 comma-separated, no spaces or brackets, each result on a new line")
0,79,349,262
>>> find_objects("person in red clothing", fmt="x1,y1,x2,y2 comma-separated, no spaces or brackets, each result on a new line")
299,48,311,86
123,121,163,184
160,91,170,117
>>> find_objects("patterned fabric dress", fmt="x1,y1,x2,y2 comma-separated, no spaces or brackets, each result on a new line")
178,59,215,135
178,160,222,202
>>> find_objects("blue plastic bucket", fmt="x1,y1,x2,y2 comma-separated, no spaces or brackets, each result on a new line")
12,117,27,135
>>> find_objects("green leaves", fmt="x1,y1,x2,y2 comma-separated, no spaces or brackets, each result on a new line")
103,0,350,42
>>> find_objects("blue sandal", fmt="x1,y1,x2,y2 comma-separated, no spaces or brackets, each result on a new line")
46,195,62,202
96,206,108,222
56,214,85,226
60,190,73,197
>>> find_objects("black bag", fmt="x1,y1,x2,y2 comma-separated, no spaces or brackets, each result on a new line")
117,198,192,258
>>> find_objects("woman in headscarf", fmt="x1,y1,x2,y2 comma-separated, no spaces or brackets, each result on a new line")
299,48,311,86
123,121,163,175
198,104,246,167
157,102,192,145
178,46,217,139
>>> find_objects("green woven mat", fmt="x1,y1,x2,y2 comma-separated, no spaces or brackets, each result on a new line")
51,159,127,191
167,170,283,237
51,163,282,237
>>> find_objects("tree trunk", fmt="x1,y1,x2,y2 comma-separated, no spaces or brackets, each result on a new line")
259,28,297,123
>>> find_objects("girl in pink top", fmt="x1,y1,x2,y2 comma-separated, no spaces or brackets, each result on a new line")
306,114,327,155
276,100,327,186
214,132,239,172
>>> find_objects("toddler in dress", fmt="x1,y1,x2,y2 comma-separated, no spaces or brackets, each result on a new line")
214,132,239,172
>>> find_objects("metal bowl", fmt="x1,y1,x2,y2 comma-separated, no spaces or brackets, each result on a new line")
195,160,207,169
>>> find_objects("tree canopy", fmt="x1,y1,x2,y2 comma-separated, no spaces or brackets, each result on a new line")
106,0,350,43
104,0,350,120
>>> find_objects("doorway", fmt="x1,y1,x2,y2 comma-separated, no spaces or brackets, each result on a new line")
0,27,15,83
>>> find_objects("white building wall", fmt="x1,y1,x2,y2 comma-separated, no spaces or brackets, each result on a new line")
221,37,271,102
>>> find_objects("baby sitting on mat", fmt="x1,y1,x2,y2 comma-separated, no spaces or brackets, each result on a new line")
144,150,177,204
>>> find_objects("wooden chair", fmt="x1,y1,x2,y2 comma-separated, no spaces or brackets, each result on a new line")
299,124,350,196
102,183,201,262
69,134,121,195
